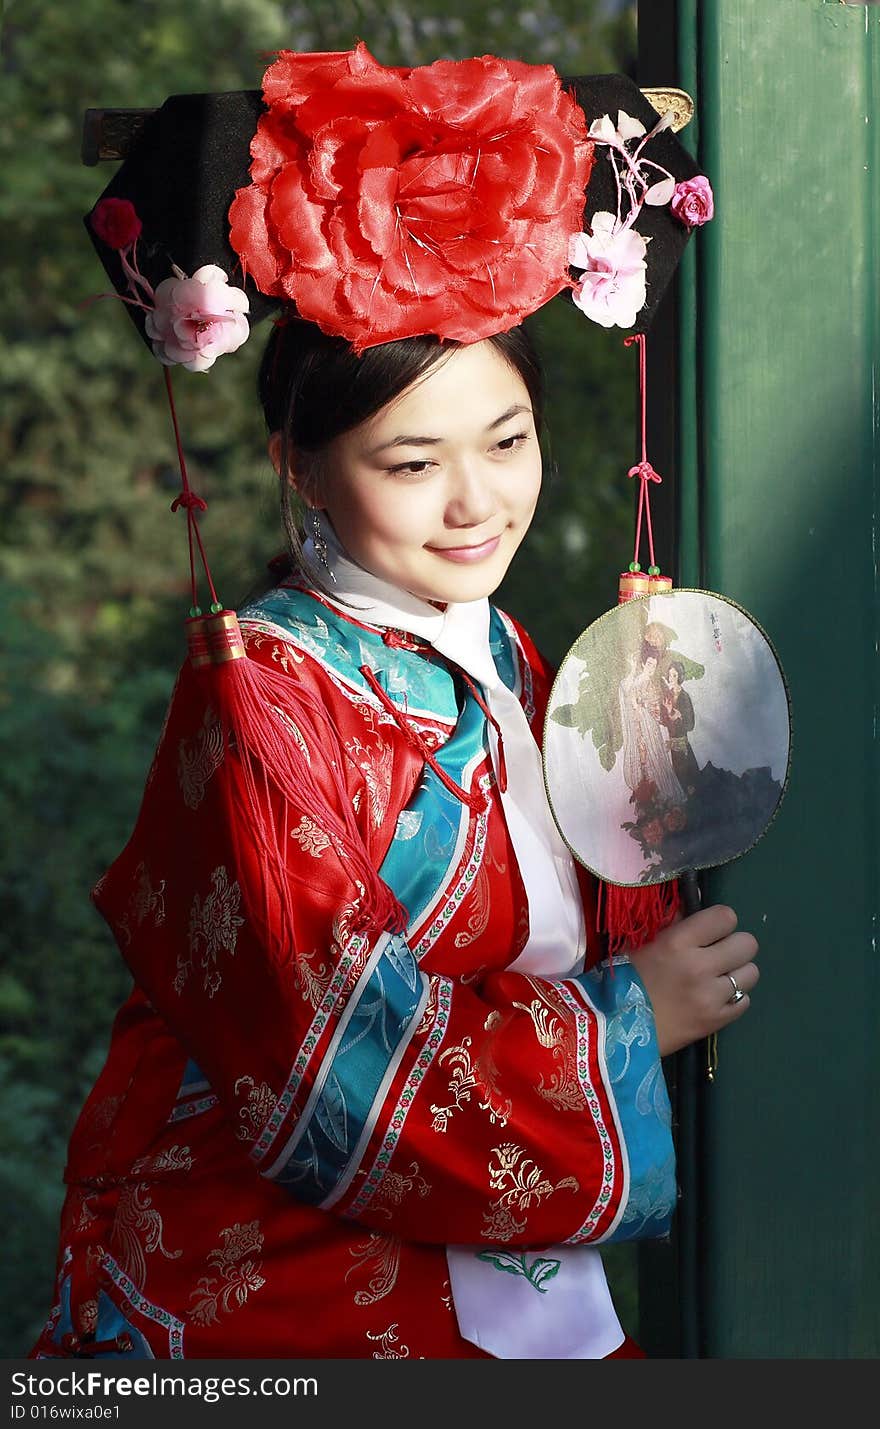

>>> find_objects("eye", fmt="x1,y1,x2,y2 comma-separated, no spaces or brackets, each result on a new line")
494,431,530,453
386,458,435,477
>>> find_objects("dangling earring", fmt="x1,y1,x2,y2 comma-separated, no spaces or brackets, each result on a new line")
310,509,336,583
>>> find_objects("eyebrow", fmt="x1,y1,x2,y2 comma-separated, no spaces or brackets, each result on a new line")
367,404,531,456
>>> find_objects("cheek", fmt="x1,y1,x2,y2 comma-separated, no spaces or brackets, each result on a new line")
326,478,439,548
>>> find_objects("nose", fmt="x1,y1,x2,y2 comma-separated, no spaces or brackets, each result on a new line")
443,459,496,528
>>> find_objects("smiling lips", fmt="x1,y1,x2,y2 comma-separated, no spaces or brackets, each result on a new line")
427,534,502,563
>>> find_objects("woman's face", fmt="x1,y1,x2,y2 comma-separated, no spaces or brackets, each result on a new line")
306,341,543,604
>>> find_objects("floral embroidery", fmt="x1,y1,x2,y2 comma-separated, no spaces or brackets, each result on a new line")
376,1160,431,1207
345,1233,402,1306
177,705,225,810
480,1204,527,1243
176,866,244,998
481,1143,578,1239
188,1220,265,1327
290,815,332,857
233,1076,276,1143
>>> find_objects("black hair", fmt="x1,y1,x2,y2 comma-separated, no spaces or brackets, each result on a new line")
667,659,686,682
258,315,544,588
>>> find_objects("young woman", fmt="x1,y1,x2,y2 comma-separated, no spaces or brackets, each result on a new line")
31,47,756,1360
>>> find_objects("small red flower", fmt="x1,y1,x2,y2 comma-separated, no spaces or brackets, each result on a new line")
641,818,665,846
229,44,593,351
90,197,143,250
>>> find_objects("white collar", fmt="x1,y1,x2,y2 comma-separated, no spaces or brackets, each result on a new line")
306,525,500,692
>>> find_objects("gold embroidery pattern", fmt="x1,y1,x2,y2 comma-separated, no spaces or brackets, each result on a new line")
70,1190,98,1235
233,1076,276,1143
515,983,584,1113
131,1144,194,1176
188,1220,265,1327
345,1233,402,1306
242,631,305,674
376,1160,431,1208
453,860,491,949
512,994,564,1050
345,737,393,829
290,815,332,857
481,1143,579,1241
111,1182,183,1291
474,1036,512,1129
293,947,333,1009
430,1037,476,1133
118,863,166,947
176,866,244,998
177,705,224,810
366,1323,411,1359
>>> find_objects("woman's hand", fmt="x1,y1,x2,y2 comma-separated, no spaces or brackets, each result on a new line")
629,904,759,1057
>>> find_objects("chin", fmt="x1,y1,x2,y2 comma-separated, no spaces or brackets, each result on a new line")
412,560,512,605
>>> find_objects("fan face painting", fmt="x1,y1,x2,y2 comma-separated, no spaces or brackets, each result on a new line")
312,341,543,605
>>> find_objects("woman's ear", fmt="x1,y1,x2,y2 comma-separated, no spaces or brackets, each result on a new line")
268,432,322,510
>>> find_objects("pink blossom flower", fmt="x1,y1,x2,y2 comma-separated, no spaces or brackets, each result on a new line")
569,212,648,329
144,265,250,372
671,175,714,228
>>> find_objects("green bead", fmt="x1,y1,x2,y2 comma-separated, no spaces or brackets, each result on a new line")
629,562,641,573
189,605,202,618
648,565,660,576
210,602,223,614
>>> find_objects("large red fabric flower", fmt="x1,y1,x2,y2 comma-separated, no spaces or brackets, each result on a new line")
228,44,593,351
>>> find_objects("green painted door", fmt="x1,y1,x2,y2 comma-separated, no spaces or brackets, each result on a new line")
639,0,880,1359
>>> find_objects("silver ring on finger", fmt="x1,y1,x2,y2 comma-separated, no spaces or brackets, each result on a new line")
725,972,745,1005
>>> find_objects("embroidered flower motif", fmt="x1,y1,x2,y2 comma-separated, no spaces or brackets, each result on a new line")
145,265,250,373
228,43,593,351
233,1076,276,1143
178,866,244,997
570,213,648,329
290,815,332,857
671,174,715,228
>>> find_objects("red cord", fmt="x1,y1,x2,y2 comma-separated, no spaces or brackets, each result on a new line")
163,367,220,611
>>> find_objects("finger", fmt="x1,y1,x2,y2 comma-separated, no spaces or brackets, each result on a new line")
716,962,760,1022
706,930,759,976
677,903,738,947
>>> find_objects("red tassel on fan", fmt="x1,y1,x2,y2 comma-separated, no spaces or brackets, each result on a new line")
597,877,681,955
187,611,408,952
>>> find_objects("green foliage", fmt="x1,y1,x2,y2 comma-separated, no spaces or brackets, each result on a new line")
1,0,639,1350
